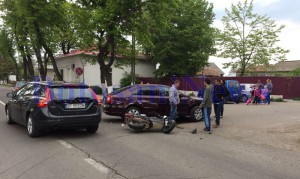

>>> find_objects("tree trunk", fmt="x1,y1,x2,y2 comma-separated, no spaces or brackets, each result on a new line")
34,47,46,80
100,65,106,84
61,40,72,55
97,35,115,86
44,52,49,77
15,36,28,81
22,57,28,80
33,21,63,81
25,45,35,80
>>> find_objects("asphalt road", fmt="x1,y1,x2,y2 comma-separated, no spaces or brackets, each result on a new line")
0,85,299,179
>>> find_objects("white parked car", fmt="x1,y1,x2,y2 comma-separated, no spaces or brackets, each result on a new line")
240,83,256,103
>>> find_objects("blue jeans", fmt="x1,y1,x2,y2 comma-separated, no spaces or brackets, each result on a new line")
214,102,222,125
266,93,271,104
169,103,177,121
203,107,211,131
220,100,224,116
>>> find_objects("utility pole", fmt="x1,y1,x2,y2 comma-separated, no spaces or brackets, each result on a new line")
131,33,136,85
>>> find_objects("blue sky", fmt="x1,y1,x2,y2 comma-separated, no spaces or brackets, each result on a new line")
207,0,300,75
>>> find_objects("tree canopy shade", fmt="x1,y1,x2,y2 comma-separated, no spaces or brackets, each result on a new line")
138,0,216,77
1,0,216,84
216,0,289,76
73,0,146,85
0,52,15,81
0,27,20,80
0,0,73,81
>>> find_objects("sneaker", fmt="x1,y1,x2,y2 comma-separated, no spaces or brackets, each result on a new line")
212,124,219,128
202,128,212,134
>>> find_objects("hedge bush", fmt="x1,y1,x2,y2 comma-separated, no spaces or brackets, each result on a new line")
90,85,102,95
120,72,141,87
271,98,284,102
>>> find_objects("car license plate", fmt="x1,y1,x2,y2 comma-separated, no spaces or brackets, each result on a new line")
65,103,86,109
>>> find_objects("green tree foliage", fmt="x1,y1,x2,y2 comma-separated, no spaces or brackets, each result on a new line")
290,68,300,77
73,0,145,86
217,0,289,76
120,72,141,87
0,0,73,81
0,53,15,81
138,0,216,77
0,27,20,80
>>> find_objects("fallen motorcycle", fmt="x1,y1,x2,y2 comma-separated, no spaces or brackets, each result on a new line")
124,113,176,134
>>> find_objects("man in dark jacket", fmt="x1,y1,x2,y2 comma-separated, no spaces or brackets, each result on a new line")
212,79,225,128
220,80,229,118
200,78,212,134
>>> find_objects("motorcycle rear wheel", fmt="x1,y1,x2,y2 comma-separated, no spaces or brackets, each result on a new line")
163,120,176,134
128,122,146,132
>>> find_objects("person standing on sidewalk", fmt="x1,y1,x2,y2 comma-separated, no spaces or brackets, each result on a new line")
220,79,229,118
266,79,273,104
200,78,213,134
212,79,225,128
169,80,180,121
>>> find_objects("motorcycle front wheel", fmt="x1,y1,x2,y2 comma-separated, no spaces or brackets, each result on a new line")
162,120,176,134
128,122,146,132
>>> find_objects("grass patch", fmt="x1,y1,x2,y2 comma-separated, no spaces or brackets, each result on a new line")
271,98,285,102
292,97,300,101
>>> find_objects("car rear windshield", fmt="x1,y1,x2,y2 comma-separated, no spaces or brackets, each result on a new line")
49,86,95,100
16,81,27,87
111,86,132,94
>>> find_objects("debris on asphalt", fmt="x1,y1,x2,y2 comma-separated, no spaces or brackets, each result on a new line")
176,125,184,129
191,129,197,134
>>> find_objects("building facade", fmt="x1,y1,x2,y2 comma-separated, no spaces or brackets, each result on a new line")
48,51,156,87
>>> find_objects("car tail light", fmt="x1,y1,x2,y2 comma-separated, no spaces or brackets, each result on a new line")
106,94,113,104
90,88,102,106
37,88,51,108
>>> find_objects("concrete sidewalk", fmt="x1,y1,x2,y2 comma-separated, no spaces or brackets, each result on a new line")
177,102,300,152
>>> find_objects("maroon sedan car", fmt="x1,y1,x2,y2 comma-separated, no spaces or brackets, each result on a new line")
102,84,203,121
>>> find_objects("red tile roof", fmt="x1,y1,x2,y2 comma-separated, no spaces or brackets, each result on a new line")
274,60,300,71
55,50,150,61
197,63,224,77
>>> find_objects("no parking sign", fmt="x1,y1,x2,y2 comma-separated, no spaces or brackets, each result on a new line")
75,67,83,76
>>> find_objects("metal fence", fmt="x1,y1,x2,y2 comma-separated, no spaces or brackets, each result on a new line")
140,76,300,99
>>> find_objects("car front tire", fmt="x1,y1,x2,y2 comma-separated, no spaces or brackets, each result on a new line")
6,108,14,124
27,114,41,138
190,106,202,122
242,95,248,103
86,125,99,133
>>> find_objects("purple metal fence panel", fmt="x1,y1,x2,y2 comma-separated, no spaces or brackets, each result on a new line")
222,77,300,99
140,76,300,99
140,76,206,92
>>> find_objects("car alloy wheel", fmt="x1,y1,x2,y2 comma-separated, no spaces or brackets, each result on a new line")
126,107,141,116
27,116,33,135
27,115,41,137
190,106,202,122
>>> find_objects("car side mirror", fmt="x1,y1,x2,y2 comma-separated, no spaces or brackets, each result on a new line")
7,93,13,98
